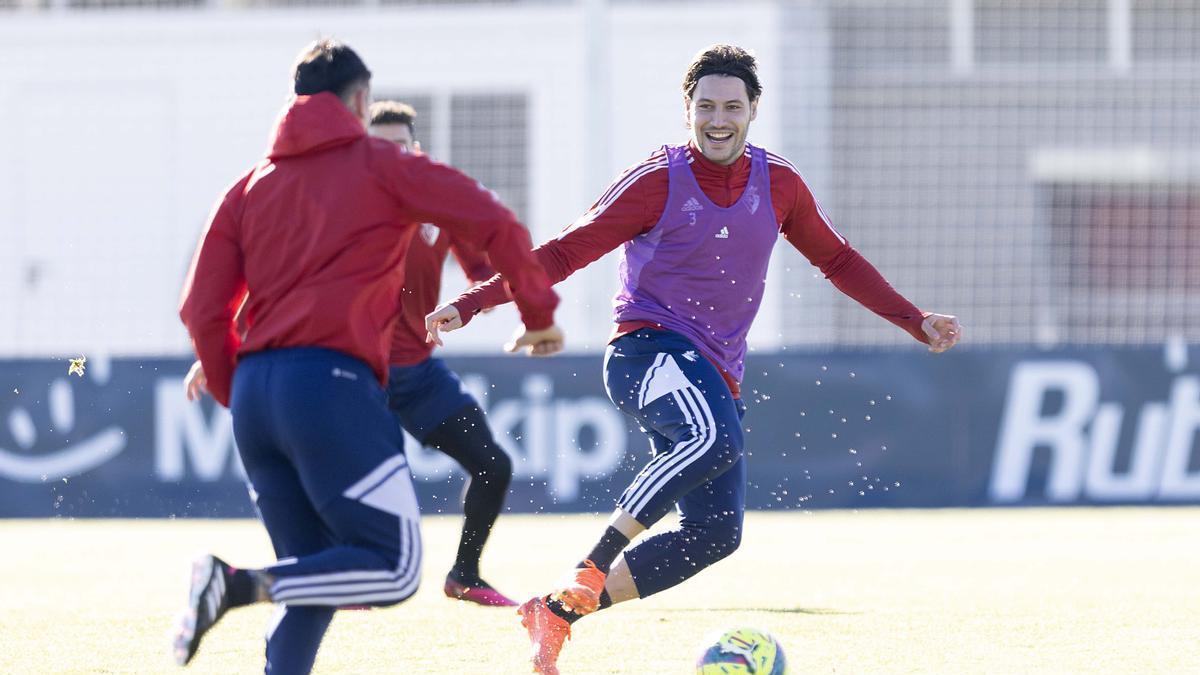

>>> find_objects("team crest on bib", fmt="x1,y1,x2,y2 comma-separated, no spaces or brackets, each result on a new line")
744,185,761,215
419,223,440,246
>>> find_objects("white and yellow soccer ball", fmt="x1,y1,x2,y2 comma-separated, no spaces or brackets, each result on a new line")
695,627,787,674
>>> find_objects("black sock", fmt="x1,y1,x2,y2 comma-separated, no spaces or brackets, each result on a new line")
226,567,257,608
422,405,513,583
546,588,614,625
583,526,631,573
546,597,584,624
448,567,487,588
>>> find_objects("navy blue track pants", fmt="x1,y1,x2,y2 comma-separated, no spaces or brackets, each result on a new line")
230,348,422,673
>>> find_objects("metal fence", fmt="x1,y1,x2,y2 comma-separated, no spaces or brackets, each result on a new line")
2,1,1197,351
778,0,1200,347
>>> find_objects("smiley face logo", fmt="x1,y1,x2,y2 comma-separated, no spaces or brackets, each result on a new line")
0,359,126,483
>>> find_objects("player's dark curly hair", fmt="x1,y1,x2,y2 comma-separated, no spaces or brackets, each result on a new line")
682,44,762,102
292,38,372,101
369,100,417,131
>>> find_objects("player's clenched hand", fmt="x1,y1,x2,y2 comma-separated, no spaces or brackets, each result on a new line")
184,360,209,401
921,313,962,354
505,324,565,357
425,304,463,346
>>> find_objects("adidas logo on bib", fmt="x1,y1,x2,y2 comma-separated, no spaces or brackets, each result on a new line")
714,226,730,239
681,197,704,212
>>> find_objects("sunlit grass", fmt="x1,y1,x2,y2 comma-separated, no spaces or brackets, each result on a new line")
1,508,1195,673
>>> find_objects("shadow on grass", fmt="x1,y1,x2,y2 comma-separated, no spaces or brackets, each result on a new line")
660,607,857,615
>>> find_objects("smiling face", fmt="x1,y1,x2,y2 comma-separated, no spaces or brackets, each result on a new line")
687,74,758,166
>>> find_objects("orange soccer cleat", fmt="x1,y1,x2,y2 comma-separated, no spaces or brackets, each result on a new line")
518,596,572,674
552,560,607,616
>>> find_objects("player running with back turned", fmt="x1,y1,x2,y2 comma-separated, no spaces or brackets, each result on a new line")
369,100,518,607
175,39,560,673
426,44,961,674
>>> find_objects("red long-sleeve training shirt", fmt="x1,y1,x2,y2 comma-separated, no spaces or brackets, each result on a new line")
179,93,557,406
389,224,494,366
451,143,927,394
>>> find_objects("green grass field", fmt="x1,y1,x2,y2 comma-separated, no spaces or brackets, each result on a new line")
1,508,1196,673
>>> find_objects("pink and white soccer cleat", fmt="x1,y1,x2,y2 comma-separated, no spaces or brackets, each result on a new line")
444,575,519,607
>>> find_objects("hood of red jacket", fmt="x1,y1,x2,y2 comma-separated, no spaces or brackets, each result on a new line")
267,92,366,160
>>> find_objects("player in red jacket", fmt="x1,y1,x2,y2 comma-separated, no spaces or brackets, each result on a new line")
368,101,518,607
174,40,561,673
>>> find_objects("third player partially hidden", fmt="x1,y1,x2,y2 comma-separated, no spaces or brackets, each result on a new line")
426,45,962,674
368,100,518,607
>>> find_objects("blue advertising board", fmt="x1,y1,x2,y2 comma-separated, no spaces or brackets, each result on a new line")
1,345,1197,517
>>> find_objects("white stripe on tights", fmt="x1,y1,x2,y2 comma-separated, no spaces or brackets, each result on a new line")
625,388,715,515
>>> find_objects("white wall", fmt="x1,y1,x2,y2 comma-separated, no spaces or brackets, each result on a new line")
0,2,787,358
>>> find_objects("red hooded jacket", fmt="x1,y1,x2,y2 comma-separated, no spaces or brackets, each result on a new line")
179,93,557,406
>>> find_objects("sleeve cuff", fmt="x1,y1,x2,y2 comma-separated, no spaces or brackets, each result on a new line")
519,311,553,332
907,312,930,344
452,299,479,328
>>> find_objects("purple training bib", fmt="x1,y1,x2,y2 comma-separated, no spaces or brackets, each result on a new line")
613,143,778,383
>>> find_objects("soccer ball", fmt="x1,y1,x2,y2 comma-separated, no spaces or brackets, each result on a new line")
695,627,787,674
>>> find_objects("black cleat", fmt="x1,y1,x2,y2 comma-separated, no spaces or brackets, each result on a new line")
172,554,231,666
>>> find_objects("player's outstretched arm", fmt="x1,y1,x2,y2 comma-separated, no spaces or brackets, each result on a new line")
775,160,957,350
427,150,660,351
444,164,660,327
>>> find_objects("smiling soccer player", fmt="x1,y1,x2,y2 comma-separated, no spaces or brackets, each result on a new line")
426,44,961,674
